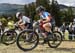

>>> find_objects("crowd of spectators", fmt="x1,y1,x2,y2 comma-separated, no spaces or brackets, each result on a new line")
55,19,75,40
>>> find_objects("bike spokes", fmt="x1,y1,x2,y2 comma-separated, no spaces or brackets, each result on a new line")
48,31,62,48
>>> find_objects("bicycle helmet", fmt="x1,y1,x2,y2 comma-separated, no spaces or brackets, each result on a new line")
16,12,22,18
36,6,45,13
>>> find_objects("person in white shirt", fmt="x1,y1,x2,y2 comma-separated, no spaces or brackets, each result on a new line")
16,12,31,30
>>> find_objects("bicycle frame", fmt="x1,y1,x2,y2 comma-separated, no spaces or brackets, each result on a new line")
33,21,55,37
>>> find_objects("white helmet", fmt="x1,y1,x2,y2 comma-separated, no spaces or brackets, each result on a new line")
16,12,21,18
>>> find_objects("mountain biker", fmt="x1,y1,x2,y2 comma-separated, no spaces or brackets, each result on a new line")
7,17,14,29
36,6,55,44
16,12,31,30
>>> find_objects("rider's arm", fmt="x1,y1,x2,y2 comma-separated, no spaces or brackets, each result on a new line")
19,22,25,26
18,19,22,24
43,15,52,23
19,16,27,26
38,19,43,23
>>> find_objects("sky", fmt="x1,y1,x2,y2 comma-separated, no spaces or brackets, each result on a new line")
57,0,75,6
0,0,75,6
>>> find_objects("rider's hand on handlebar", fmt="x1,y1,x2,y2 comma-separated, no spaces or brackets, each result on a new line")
38,20,41,23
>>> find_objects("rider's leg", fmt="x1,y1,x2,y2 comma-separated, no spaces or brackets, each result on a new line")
38,22,52,44
41,23,51,44
19,24,25,30
40,28,48,44
41,23,52,38
42,33,47,38
41,33,48,44
43,23,52,33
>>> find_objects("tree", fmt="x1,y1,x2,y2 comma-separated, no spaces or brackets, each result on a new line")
50,0,61,26
36,0,51,12
63,7,73,23
24,5,30,17
67,7,73,22
28,2,36,21
24,2,36,22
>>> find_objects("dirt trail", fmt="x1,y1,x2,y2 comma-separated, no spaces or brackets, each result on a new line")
0,41,75,53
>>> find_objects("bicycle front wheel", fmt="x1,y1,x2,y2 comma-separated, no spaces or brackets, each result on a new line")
16,29,39,51
1,30,17,45
48,31,62,48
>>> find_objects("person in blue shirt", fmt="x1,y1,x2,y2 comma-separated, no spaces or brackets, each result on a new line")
36,6,54,44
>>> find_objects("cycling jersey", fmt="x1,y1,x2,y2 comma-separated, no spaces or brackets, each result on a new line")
40,11,55,26
40,11,51,20
22,16,30,24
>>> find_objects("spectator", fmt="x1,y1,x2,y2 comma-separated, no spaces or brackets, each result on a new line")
68,22,73,40
72,22,75,40
60,22,66,33
60,22,66,39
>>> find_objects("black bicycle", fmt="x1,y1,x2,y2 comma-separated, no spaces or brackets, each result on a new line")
16,21,62,51
1,23,20,45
